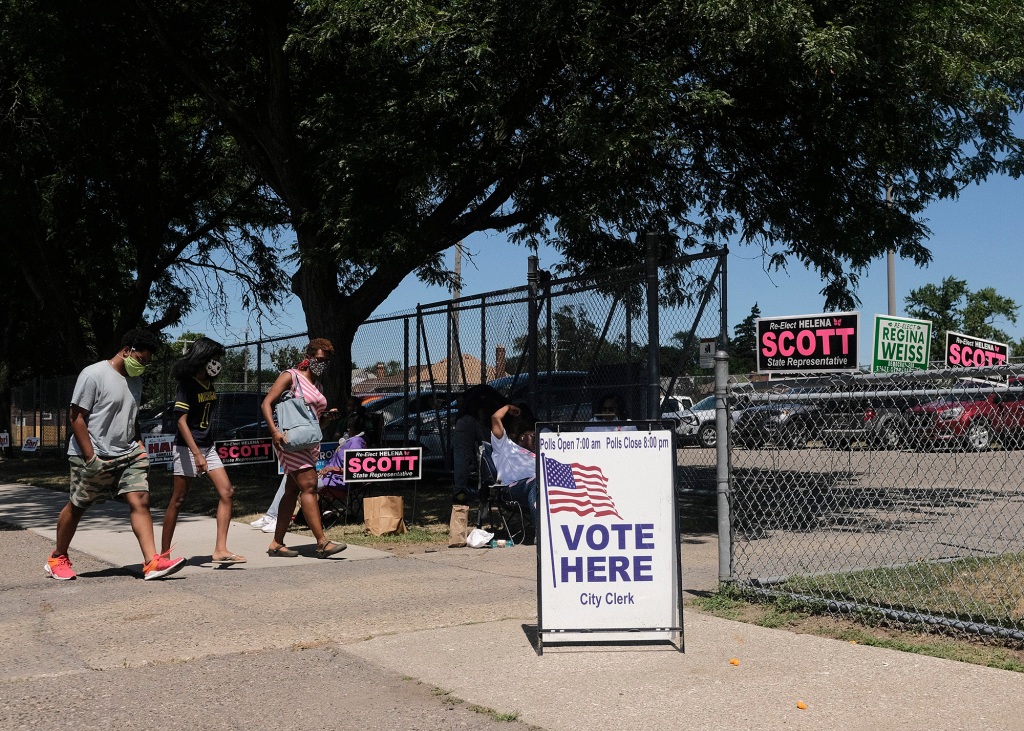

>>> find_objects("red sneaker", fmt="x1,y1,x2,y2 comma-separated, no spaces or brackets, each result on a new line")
45,553,76,581
143,550,186,580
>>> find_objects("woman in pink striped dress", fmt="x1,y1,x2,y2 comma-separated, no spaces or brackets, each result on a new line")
260,338,347,558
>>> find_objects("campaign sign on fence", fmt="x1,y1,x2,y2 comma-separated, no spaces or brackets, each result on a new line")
946,331,1009,369
0,432,9,448
872,315,932,373
537,426,682,647
756,312,859,373
21,436,40,452
343,448,422,482
315,442,340,471
215,437,276,466
143,434,176,465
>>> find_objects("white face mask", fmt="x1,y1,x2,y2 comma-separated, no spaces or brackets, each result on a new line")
206,359,222,378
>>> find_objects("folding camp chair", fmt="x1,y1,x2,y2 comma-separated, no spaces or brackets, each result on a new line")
475,443,527,544
317,474,365,529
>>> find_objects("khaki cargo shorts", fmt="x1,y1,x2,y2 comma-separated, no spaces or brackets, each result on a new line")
69,444,150,508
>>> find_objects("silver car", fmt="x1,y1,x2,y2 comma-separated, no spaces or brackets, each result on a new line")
671,395,718,447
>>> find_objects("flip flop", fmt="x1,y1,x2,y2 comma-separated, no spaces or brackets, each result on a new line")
211,555,247,564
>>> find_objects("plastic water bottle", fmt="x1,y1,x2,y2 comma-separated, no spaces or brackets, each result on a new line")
506,538,514,548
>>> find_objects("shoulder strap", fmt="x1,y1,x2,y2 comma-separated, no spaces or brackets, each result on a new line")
289,369,306,401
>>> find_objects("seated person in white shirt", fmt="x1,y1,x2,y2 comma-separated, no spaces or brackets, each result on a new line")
490,401,538,541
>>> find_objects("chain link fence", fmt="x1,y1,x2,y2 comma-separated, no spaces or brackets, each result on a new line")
6,249,727,472
724,366,1024,641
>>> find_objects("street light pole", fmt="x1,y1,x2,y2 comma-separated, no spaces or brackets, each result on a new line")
886,185,896,316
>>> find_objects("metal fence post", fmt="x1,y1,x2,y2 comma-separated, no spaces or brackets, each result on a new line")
527,256,539,409
645,233,661,419
715,349,732,583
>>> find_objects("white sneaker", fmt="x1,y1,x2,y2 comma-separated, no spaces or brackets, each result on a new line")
250,515,271,528
261,519,279,533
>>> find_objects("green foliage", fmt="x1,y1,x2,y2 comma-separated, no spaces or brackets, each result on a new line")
511,304,629,371
0,0,288,376
905,277,1020,358
729,303,761,375
133,0,1024,403
271,346,306,373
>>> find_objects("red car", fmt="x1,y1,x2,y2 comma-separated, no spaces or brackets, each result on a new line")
906,388,1024,451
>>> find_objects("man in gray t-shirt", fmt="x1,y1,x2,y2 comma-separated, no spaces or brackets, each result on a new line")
45,328,186,582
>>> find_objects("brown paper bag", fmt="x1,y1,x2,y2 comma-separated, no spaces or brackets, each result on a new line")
448,504,470,547
363,495,408,536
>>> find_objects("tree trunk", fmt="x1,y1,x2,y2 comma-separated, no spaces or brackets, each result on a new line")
291,260,354,408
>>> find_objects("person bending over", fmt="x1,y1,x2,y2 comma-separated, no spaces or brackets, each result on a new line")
490,402,538,543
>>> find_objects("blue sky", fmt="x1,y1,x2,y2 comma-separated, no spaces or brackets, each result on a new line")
169,172,1024,357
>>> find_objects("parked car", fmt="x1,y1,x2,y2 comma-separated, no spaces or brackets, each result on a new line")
152,391,263,441
816,394,924,450
664,395,719,447
380,371,593,469
139,401,176,435
905,386,1024,451
731,394,820,449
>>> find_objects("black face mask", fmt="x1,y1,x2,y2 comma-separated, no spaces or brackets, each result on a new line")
309,360,327,377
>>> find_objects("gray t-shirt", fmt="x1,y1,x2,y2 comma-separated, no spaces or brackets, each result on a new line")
67,360,143,458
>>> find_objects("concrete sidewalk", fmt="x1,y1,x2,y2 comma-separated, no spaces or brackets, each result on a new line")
1,481,1021,730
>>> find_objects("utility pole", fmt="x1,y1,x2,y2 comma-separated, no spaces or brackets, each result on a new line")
452,241,462,385
243,325,250,387
886,184,896,316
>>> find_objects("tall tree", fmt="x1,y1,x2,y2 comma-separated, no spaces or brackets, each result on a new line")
905,277,1019,358
730,303,761,375
0,0,288,377
511,304,628,373
132,0,1024,404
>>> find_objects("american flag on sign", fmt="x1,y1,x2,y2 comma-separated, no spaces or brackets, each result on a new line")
543,457,622,519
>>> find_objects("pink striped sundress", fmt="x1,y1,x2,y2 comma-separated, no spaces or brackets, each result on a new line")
276,369,328,474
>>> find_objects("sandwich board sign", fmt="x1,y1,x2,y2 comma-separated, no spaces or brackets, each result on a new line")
536,422,682,652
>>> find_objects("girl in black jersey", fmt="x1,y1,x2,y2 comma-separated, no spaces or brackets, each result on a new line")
161,337,245,564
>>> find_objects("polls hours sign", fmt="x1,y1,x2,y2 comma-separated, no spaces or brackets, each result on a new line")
538,428,680,643
757,312,859,373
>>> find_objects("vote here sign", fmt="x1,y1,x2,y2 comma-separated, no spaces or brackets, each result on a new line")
538,427,681,644
757,312,860,373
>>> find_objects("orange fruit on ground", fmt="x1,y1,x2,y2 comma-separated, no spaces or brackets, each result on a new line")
796,701,808,710
729,658,739,666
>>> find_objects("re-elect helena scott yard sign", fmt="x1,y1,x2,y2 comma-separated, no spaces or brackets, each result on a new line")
757,312,860,373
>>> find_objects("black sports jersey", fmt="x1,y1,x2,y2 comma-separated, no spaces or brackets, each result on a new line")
173,377,218,447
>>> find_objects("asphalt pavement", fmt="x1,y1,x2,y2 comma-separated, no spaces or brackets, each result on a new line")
0,481,1021,730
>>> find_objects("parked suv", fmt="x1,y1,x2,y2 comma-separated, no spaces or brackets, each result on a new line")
154,391,263,441
905,387,1024,451
816,394,923,450
731,389,821,449
665,395,718,447
380,371,593,470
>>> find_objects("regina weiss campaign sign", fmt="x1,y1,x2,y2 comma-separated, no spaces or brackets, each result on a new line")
872,315,932,373
756,312,859,373
536,424,682,651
